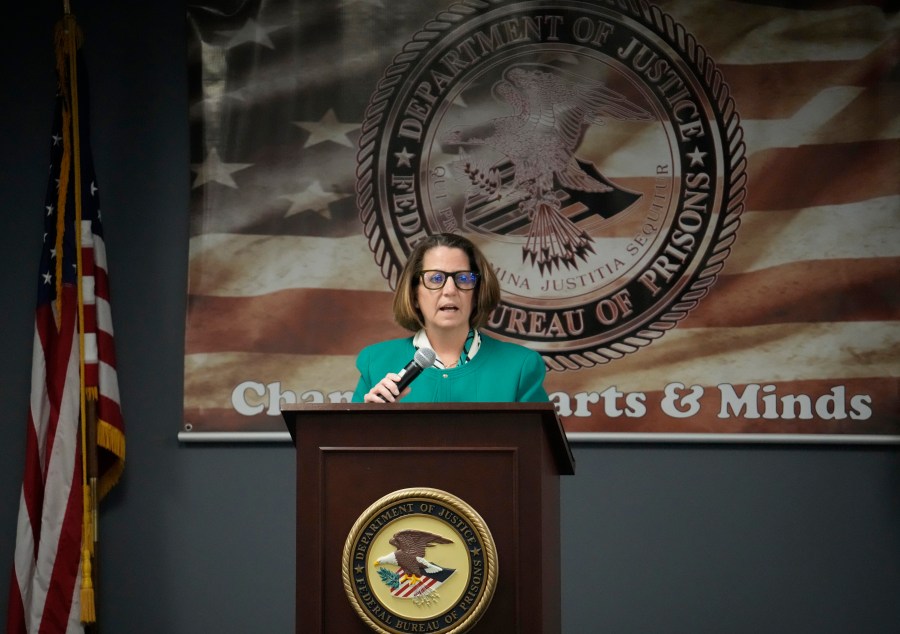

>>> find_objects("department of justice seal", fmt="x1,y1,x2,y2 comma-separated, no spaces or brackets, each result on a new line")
342,488,498,634
356,0,746,371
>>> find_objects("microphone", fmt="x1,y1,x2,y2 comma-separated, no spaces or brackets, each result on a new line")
395,348,436,393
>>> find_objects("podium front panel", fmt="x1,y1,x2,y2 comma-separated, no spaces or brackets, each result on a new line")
284,403,571,634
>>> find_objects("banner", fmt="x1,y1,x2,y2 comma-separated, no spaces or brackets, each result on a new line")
182,0,898,441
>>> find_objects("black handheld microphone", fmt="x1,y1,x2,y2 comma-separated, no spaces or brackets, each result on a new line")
395,348,437,392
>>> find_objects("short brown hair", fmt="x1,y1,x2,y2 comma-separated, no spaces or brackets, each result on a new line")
392,233,500,331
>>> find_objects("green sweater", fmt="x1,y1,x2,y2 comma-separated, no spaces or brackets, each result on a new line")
351,334,549,403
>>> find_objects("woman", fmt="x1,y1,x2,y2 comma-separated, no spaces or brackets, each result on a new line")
352,233,549,403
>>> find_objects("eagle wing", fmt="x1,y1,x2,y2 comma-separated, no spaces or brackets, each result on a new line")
390,529,453,558
388,530,453,578
555,79,655,153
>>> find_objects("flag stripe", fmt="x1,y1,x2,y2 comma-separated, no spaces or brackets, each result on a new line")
684,259,900,327
390,569,442,598
187,233,391,295
726,198,899,273
186,288,400,354
706,4,895,65
746,140,899,210
719,39,898,119
183,255,898,355
41,431,82,631
184,320,897,399
16,288,83,632
185,193,899,298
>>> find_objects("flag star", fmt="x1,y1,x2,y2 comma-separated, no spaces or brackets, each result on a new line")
52,134,62,146
281,181,349,219
51,248,57,259
293,109,360,148
687,146,707,167
190,148,253,189
218,18,286,50
90,181,98,196
42,271,52,284
46,205,54,216
395,147,415,168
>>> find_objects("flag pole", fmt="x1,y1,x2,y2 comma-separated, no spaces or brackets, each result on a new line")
54,7,99,625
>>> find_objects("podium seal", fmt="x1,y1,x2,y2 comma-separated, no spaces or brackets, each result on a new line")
342,488,498,634
357,0,746,370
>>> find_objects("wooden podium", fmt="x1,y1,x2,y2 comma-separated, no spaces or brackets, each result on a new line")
282,402,574,633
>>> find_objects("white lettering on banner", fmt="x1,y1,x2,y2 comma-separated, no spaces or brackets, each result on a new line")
717,384,873,420
661,383,703,418
230,380,873,423
232,380,267,415
550,383,873,421
231,381,350,415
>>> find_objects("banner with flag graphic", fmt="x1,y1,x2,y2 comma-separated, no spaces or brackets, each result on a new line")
7,16,126,633
182,0,898,441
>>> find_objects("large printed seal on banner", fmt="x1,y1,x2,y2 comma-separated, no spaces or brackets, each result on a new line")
342,488,498,634
356,0,746,371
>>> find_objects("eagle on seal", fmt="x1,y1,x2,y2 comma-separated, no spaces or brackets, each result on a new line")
374,529,453,585
445,64,653,272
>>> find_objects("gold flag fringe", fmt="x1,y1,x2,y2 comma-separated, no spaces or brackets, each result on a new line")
97,420,127,500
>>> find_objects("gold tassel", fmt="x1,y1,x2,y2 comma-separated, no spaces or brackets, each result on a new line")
81,484,96,623
80,547,96,623
82,484,94,553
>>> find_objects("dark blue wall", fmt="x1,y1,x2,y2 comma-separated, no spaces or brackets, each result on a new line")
1,2,898,632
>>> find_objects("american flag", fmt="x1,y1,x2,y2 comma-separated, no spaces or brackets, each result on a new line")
7,17,126,633
182,0,898,439
389,567,454,600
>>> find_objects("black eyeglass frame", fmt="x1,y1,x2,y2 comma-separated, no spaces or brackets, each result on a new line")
418,270,479,291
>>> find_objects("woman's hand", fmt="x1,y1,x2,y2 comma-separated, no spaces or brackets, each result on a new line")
363,373,410,403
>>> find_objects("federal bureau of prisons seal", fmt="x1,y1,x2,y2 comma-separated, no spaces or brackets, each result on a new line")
343,488,498,634
357,0,746,371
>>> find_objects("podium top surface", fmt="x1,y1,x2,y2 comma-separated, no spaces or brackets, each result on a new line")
281,402,575,475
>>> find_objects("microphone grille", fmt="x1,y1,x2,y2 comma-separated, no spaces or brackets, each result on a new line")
415,347,437,368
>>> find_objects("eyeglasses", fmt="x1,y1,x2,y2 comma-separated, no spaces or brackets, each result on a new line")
419,270,479,290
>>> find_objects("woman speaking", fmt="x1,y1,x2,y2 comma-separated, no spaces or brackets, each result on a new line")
352,233,549,403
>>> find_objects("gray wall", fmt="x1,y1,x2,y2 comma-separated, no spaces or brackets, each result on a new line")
1,2,898,633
